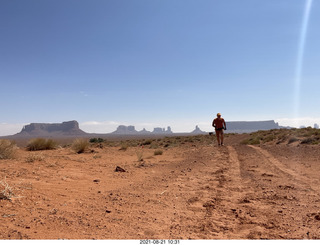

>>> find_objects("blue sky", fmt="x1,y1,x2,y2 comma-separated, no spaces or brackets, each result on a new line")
1,0,319,135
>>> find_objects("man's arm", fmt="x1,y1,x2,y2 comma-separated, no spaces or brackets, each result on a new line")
212,119,216,128
223,119,227,130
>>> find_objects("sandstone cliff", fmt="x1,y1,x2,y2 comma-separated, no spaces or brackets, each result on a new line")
16,120,87,137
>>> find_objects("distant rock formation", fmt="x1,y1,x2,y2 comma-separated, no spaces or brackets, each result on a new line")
226,120,280,133
191,125,206,135
139,128,150,134
152,126,173,134
112,125,173,135
7,119,288,139
112,125,138,134
16,120,87,137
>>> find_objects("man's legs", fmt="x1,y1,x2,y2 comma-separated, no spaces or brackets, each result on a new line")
215,130,224,146
215,130,221,145
221,131,224,146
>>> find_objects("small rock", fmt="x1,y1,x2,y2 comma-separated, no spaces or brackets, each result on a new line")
115,166,126,172
93,179,100,183
106,210,111,213
315,214,320,220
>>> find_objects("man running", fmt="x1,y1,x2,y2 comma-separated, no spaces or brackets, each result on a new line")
212,113,227,146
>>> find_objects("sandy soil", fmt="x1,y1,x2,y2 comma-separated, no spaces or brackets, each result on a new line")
1,134,320,239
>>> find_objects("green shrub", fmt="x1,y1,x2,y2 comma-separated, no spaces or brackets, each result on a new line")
142,139,153,145
301,137,317,144
89,138,104,143
72,139,89,154
27,138,57,151
241,137,260,145
262,134,276,143
0,140,18,159
288,137,299,144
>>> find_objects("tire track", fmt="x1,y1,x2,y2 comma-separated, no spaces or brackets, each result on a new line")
249,145,319,192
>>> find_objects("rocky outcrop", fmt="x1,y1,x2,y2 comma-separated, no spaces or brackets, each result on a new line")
16,120,87,136
226,120,280,133
191,125,206,135
112,126,173,135
152,127,173,134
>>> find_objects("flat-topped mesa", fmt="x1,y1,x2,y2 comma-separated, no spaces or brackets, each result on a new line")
226,120,281,133
112,125,138,134
152,126,173,134
17,120,87,136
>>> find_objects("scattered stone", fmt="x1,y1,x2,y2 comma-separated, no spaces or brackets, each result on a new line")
115,166,126,172
93,179,100,183
241,198,251,203
203,201,215,208
0,193,9,200
315,214,320,221
106,210,111,213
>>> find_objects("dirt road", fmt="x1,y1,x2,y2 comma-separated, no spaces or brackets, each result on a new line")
1,136,320,239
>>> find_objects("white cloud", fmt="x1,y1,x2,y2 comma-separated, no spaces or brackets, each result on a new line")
276,117,320,128
0,123,25,136
80,121,122,133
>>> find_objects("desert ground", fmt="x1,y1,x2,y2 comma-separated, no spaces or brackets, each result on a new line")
1,129,320,239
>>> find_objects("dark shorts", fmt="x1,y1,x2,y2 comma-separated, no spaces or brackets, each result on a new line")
215,128,224,136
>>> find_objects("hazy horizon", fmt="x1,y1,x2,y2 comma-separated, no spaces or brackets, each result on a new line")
1,117,320,137
1,0,319,136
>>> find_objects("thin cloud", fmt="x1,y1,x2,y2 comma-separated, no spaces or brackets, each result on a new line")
276,117,320,128
0,123,26,136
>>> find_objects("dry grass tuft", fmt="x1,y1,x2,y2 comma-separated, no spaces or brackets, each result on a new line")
119,143,128,151
27,138,57,151
154,150,163,156
26,152,45,163
0,177,15,200
72,138,89,154
241,128,320,145
0,139,18,159
136,150,144,162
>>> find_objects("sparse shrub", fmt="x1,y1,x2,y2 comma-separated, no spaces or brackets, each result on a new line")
0,177,15,200
71,139,89,154
262,134,276,143
142,139,153,145
26,153,45,163
149,141,159,149
93,154,102,159
0,140,18,159
241,137,260,145
119,143,128,151
136,150,144,162
288,137,299,144
89,138,104,143
27,138,57,151
301,137,316,144
154,150,163,156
